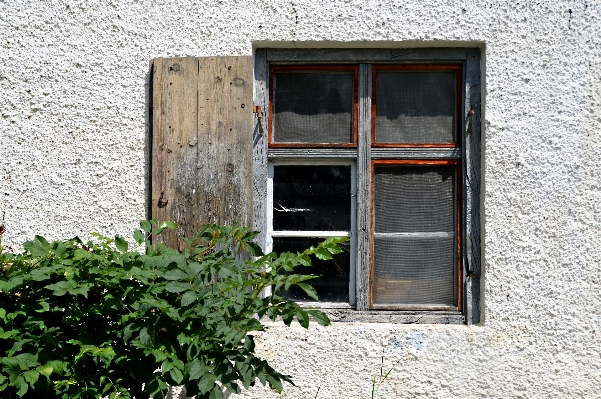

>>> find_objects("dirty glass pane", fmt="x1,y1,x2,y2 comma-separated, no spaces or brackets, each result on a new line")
273,165,351,231
374,165,455,233
273,238,350,302
372,165,457,307
375,71,456,144
273,71,354,143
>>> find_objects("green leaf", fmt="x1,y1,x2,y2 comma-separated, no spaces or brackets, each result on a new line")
198,373,218,394
188,359,207,381
140,220,152,233
245,242,264,257
296,309,309,329
307,310,330,326
322,242,343,254
123,323,139,343
181,290,197,307
0,308,5,323
266,374,283,393
2,358,21,380
14,375,27,397
115,236,128,252
36,363,53,377
22,370,39,385
297,283,319,301
139,327,153,346
23,236,50,257
160,359,173,374
158,221,178,231
11,339,32,354
313,247,332,260
297,254,312,266
14,353,38,369
209,385,224,399
169,367,184,385
165,282,190,293
163,270,187,281
133,229,145,245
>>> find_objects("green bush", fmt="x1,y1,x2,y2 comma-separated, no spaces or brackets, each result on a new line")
0,220,346,398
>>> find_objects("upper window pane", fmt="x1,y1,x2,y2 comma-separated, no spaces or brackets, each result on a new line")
374,70,457,144
273,165,351,231
272,69,355,144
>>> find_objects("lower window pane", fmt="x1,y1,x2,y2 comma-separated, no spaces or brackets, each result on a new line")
373,236,455,306
372,164,457,307
273,237,350,302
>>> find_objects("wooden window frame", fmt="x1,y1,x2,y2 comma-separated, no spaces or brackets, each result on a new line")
371,64,463,148
369,159,462,311
268,65,359,148
265,159,358,308
253,48,482,325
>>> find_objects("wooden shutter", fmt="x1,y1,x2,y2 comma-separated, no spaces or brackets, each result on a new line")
151,56,254,249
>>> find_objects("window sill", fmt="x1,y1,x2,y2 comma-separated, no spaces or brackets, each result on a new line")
320,309,464,324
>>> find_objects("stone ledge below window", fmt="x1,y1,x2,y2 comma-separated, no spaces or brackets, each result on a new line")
322,309,464,324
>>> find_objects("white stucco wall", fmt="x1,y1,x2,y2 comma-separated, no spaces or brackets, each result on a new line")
1,0,600,397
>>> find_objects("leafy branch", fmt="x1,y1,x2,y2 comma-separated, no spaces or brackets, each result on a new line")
0,220,347,398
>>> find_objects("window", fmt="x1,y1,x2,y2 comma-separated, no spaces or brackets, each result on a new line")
149,49,481,325
254,48,482,324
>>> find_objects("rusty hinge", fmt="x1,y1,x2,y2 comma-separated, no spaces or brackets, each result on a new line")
467,104,475,134
253,105,263,119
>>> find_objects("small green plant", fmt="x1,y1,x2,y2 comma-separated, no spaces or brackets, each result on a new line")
370,352,410,399
0,220,347,398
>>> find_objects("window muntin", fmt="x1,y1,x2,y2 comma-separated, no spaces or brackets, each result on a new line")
269,66,359,147
371,161,460,309
372,65,461,147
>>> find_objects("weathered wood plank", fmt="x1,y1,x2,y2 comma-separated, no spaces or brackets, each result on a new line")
356,63,372,311
267,48,468,63
464,48,482,325
253,49,269,250
151,56,253,249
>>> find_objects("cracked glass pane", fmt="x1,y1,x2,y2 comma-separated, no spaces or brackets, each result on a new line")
273,238,350,302
273,165,351,231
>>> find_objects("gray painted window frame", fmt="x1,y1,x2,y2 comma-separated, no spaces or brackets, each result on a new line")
253,48,482,325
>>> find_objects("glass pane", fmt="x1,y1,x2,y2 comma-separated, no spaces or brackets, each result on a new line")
373,236,455,306
375,71,456,144
273,165,351,231
372,165,457,307
273,71,354,144
374,166,455,233
273,238,350,302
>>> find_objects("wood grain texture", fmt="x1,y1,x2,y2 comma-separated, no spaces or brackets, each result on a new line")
356,63,372,311
151,56,253,250
266,48,468,63
464,48,482,325
253,49,269,250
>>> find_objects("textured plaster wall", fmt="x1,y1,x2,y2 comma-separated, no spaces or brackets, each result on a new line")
1,0,600,398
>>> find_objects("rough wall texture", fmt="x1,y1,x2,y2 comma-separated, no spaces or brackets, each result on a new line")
1,0,600,398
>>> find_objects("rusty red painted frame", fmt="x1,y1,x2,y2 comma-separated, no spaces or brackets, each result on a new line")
369,159,462,311
371,64,463,148
268,65,359,148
